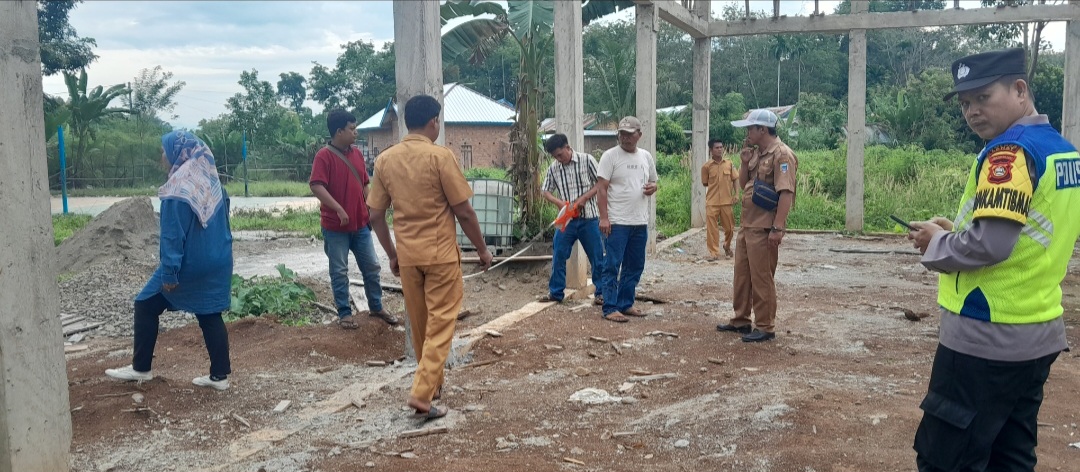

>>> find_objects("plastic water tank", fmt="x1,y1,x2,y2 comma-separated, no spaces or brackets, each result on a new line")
456,179,514,251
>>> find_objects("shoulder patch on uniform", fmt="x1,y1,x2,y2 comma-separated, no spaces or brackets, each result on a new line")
780,163,789,173
1057,158,1080,189
986,144,1020,184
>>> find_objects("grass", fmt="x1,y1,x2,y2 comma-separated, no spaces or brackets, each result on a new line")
54,180,313,198
229,208,323,239
52,213,92,246
52,146,977,245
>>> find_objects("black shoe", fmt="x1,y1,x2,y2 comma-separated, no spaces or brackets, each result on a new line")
742,330,775,342
716,323,752,334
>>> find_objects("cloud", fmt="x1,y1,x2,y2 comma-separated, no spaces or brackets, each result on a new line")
42,0,395,128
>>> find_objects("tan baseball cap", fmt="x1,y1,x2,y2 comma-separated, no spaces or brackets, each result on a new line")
618,116,642,133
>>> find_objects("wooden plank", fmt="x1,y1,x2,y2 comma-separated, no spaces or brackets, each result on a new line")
349,279,403,292
399,426,449,439
62,321,104,337
708,4,1080,37
61,316,85,327
64,345,88,354
625,372,678,383
656,227,703,252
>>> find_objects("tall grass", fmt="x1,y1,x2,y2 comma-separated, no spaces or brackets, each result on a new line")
229,208,322,239
52,213,92,246
56,180,313,198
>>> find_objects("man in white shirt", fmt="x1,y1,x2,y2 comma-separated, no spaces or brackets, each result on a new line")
596,116,658,323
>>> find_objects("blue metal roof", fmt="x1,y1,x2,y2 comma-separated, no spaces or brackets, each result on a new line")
357,83,516,131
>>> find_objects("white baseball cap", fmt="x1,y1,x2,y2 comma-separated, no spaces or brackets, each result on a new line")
731,109,779,128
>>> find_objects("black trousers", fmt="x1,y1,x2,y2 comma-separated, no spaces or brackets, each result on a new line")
914,344,1058,472
132,293,231,378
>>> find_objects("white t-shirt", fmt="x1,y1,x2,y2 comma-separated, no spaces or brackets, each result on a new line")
597,146,657,226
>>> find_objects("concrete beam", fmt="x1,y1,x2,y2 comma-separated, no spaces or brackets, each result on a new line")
634,0,709,38
846,1,868,232
690,1,711,228
637,3,659,253
393,0,444,145
554,0,589,289
0,1,73,471
708,4,1080,37
1064,20,1080,145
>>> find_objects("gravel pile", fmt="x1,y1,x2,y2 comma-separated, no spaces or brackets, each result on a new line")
58,260,197,338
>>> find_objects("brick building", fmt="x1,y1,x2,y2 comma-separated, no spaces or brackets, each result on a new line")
357,83,516,169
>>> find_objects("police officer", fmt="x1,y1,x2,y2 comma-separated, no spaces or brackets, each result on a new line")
907,48,1080,472
716,109,798,342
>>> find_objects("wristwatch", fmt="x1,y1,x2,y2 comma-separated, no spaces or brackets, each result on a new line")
769,226,785,233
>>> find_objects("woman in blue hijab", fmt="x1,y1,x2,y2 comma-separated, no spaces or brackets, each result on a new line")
106,130,234,391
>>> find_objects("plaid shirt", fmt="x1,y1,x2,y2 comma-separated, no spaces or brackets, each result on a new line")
542,151,600,219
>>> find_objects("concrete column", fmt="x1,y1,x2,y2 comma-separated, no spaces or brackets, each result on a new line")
1063,20,1080,145
690,1,711,229
0,1,73,471
393,0,444,145
554,0,589,290
845,1,868,232
636,3,659,253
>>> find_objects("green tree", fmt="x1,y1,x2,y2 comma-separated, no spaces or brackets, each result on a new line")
63,69,128,183
225,69,283,146
1031,61,1063,131
442,0,633,234
37,0,97,76
124,66,185,121
276,72,308,114
308,41,397,120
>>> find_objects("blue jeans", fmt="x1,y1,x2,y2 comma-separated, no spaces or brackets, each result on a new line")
322,227,383,317
548,218,605,301
601,224,648,316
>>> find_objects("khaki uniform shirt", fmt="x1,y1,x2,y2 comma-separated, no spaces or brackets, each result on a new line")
367,134,474,267
740,139,798,229
701,158,738,206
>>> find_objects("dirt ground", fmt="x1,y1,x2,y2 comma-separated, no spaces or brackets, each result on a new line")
67,230,1080,472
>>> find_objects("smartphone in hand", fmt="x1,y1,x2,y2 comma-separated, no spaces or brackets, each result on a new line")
890,215,916,231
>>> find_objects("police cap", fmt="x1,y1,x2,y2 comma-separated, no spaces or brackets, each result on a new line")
943,48,1026,101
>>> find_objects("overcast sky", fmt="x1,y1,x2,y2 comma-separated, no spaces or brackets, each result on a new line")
40,1,1067,129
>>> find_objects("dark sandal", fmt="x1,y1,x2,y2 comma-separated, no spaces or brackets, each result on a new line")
433,385,443,400
368,310,400,326
593,295,604,306
414,405,448,421
538,294,562,303
338,315,359,329
603,313,629,323
621,308,646,317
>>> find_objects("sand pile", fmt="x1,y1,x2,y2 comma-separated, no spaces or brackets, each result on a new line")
57,197,159,274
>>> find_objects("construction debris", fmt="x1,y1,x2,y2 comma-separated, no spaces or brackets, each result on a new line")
273,400,291,413
399,426,449,439
625,373,678,383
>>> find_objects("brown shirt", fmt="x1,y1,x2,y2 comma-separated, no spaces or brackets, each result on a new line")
740,139,798,229
367,134,474,267
701,158,738,206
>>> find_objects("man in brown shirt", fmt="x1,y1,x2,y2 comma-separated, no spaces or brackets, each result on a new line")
716,109,798,342
700,138,739,259
367,95,493,419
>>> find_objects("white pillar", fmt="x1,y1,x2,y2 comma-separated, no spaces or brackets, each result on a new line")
554,0,589,290
845,1,868,232
0,1,73,471
690,1,711,229
393,0,444,145
1063,20,1080,145
636,3,659,253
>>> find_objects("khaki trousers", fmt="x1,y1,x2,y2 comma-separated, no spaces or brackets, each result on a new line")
399,261,463,403
706,204,735,257
731,228,779,332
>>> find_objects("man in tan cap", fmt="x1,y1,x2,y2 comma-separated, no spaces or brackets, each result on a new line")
596,116,657,323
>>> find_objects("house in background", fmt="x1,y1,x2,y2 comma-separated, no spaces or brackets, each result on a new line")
357,83,516,168
539,105,691,153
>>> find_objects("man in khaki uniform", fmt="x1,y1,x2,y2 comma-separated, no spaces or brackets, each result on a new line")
716,109,797,342
368,95,493,419
701,138,739,259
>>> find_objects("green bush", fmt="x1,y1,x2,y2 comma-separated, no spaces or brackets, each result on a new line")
227,264,315,325
464,167,509,180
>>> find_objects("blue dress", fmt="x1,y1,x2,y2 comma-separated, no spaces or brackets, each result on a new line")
136,191,233,315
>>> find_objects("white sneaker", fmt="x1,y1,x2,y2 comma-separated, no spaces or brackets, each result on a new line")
192,375,229,391
105,365,152,382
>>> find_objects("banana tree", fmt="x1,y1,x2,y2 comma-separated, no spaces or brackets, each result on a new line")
63,69,128,184
43,94,71,142
442,0,633,236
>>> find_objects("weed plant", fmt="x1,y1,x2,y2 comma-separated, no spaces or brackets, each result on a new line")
226,264,315,325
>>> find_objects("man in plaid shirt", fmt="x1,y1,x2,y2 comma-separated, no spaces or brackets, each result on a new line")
539,133,605,306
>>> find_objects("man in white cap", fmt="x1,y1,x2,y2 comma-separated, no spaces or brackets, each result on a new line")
596,116,657,323
716,109,798,342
